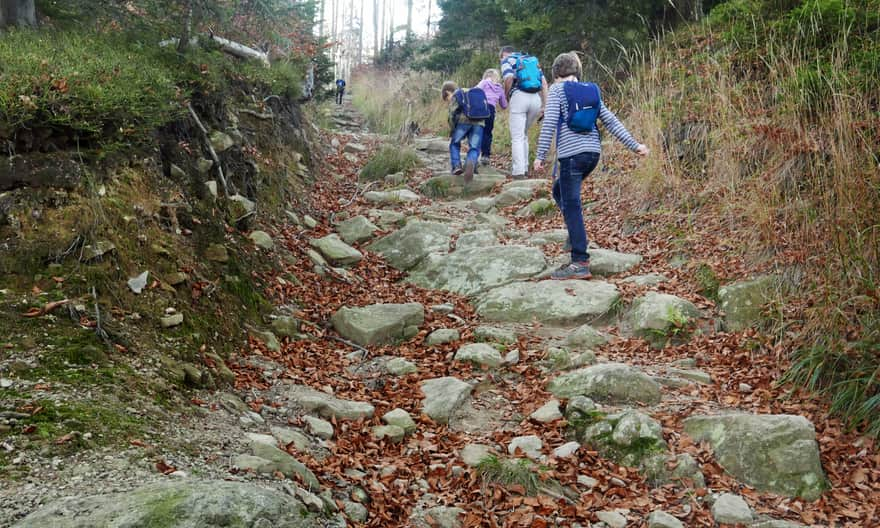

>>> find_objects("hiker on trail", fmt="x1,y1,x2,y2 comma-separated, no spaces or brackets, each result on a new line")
335,78,346,105
475,69,508,166
441,80,488,183
534,52,649,280
500,45,548,179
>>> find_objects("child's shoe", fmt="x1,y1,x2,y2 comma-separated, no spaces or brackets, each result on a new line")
550,261,592,280
452,166,463,176
480,158,491,167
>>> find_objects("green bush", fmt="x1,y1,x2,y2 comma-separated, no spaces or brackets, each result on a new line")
359,146,422,182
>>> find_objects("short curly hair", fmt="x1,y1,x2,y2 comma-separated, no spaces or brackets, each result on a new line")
551,52,583,80
441,80,458,101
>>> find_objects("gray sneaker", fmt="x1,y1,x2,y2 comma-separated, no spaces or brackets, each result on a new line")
550,262,592,280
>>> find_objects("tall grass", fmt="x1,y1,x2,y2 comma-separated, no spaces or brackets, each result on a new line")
614,2,880,434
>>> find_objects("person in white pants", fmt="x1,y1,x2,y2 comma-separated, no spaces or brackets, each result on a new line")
500,46,548,179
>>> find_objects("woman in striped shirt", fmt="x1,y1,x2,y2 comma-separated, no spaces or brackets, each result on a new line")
534,52,650,280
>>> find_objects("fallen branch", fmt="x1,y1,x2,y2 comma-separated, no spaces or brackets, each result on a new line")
187,103,233,197
238,108,275,120
22,299,69,318
208,34,269,67
326,335,369,359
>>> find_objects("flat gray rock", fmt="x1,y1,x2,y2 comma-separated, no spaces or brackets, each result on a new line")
588,248,643,276
309,234,363,266
286,383,375,420
331,303,424,346
711,493,753,525
718,275,778,331
683,413,825,500
367,221,452,270
623,273,669,287
564,324,609,349
425,328,460,345
336,215,379,244
475,280,620,325
455,229,498,250
420,173,506,199
421,377,472,424
363,189,420,204
408,245,546,296
414,136,449,153
12,481,318,528
454,343,503,368
624,292,700,337
548,363,662,404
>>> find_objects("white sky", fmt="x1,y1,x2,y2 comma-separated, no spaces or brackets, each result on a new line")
319,0,439,53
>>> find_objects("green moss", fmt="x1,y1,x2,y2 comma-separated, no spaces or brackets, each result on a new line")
139,490,191,528
476,455,541,495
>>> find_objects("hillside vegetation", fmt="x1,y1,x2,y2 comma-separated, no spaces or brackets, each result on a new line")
355,0,880,435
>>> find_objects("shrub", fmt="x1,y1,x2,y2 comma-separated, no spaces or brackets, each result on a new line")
359,146,422,182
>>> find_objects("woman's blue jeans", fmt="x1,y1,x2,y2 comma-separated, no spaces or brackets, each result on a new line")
552,152,600,263
450,123,483,170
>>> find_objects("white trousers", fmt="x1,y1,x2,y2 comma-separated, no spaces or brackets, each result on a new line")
508,90,543,176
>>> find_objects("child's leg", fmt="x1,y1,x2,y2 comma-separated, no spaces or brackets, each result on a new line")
465,125,483,167
449,124,467,171
481,106,495,158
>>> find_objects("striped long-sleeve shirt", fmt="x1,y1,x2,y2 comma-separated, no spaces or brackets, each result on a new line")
536,82,640,161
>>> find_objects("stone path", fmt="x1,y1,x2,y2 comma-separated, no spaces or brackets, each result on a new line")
12,98,830,527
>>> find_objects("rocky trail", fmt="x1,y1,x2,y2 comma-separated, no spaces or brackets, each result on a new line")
5,96,879,527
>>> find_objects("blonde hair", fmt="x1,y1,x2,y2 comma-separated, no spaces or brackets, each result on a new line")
551,52,583,81
441,80,458,101
482,69,500,82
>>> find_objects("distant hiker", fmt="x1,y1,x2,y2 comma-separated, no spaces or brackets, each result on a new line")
500,45,548,179
335,78,346,104
441,80,488,183
534,52,649,280
475,69,508,166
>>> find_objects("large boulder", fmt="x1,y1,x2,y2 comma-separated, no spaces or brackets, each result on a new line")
589,248,643,276
13,481,320,528
475,280,620,325
547,363,662,404
309,234,363,266
683,413,826,500
578,410,667,467
336,215,379,245
407,245,546,296
493,186,534,207
718,275,778,331
421,377,472,424
624,292,700,338
331,303,425,346
366,221,452,270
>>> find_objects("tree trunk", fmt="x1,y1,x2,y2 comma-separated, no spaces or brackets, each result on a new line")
0,0,36,29
426,0,431,38
387,0,394,51
406,0,413,40
319,0,325,36
358,0,364,65
379,0,385,54
177,0,193,53
372,0,379,60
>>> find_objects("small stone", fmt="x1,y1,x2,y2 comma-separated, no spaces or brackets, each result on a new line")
248,230,274,249
343,142,366,154
198,158,214,174
577,475,598,488
306,249,327,267
271,316,301,338
667,368,711,384
426,328,460,346
310,234,363,266
249,328,280,352
0,378,13,389
203,180,218,199
160,313,184,328
271,427,310,451
382,408,416,434
565,396,597,419
170,164,186,178
596,510,627,528
373,425,406,442
530,400,563,423
210,130,235,152
431,303,455,314
739,382,753,393
350,487,369,503
303,215,318,229
503,349,520,365
294,487,324,512
166,272,187,286
454,343,503,368
647,510,684,528
553,441,580,458
461,444,493,467
303,415,334,439
712,493,753,525
508,435,543,460
474,326,517,344
127,271,149,294
386,357,418,376
344,500,368,522
205,244,229,263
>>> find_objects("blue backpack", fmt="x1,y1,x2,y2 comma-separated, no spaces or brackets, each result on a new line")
512,53,542,93
562,81,601,134
454,88,491,120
